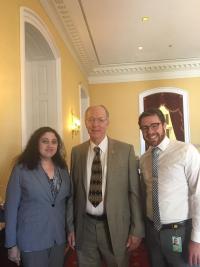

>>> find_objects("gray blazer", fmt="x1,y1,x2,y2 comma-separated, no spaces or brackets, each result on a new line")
71,138,144,258
5,164,73,252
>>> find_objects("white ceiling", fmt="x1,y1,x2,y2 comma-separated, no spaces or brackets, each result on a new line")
40,0,200,83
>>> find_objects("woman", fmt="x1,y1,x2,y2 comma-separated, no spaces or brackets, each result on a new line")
5,127,74,267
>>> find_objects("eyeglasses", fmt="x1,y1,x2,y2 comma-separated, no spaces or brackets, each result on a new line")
86,117,107,124
140,123,161,132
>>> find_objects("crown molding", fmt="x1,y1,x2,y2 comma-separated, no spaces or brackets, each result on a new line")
88,60,200,84
40,0,200,84
40,0,88,76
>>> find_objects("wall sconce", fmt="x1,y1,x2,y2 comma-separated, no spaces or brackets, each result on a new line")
71,112,80,138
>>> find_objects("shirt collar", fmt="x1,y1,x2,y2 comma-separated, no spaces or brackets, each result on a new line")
90,136,108,153
157,136,170,152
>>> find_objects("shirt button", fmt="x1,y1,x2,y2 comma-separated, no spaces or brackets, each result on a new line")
52,204,55,207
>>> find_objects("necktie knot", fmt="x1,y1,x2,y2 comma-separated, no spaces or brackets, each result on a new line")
152,147,160,156
94,146,100,154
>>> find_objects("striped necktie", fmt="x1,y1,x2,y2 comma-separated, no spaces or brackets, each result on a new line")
152,147,162,231
88,146,102,207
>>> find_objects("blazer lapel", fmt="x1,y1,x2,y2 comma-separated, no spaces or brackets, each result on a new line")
81,141,90,194
35,165,54,202
106,138,116,186
54,167,64,201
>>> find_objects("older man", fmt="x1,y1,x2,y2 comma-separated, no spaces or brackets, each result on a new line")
69,105,144,267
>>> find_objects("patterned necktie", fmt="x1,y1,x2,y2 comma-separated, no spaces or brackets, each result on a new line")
88,146,102,207
152,147,162,231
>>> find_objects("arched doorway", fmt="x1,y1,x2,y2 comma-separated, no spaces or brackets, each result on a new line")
20,7,62,147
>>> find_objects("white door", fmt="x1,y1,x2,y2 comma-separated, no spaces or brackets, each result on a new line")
25,60,57,140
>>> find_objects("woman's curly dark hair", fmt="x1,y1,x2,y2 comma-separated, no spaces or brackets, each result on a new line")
17,127,67,169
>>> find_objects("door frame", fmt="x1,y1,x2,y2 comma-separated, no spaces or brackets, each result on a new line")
20,7,62,148
79,83,90,142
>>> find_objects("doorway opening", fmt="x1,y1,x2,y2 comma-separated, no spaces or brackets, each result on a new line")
79,84,90,142
20,7,62,147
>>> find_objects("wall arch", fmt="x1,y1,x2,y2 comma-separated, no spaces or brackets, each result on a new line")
20,7,62,147
139,87,190,154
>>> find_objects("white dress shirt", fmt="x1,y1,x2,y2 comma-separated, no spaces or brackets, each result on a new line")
86,136,108,215
140,136,200,242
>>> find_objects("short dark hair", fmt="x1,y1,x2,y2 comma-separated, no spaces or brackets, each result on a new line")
16,127,67,169
138,108,166,126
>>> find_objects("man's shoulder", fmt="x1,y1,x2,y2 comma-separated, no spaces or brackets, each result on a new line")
108,138,134,151
140,149,150,161
72,140,89,150
169,139,192,151
109,137,132,146
170,140,199,155
72,141,89,152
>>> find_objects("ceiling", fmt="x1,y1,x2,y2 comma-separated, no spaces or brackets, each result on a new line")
40,0,200,83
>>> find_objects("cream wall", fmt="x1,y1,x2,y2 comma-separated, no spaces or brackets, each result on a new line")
89,77,200,156
0,0,88,199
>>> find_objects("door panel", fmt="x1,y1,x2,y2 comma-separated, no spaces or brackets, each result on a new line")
25,60,57,140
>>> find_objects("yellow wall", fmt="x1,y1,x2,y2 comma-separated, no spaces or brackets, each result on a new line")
89,77,200,156
1,1,200,201
0,0,88,199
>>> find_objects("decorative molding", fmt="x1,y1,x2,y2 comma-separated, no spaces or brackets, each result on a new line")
51,0,92,68
91,60,200,75
88,60,200,84
22,6,60,58
40,0,200,84
40,0,95,75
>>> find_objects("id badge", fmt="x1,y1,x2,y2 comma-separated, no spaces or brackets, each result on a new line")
172,236,182,253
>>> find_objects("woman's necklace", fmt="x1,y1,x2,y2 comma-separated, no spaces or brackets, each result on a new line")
41,160,55,179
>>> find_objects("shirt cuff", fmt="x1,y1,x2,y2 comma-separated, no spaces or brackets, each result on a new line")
191,229,200,243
